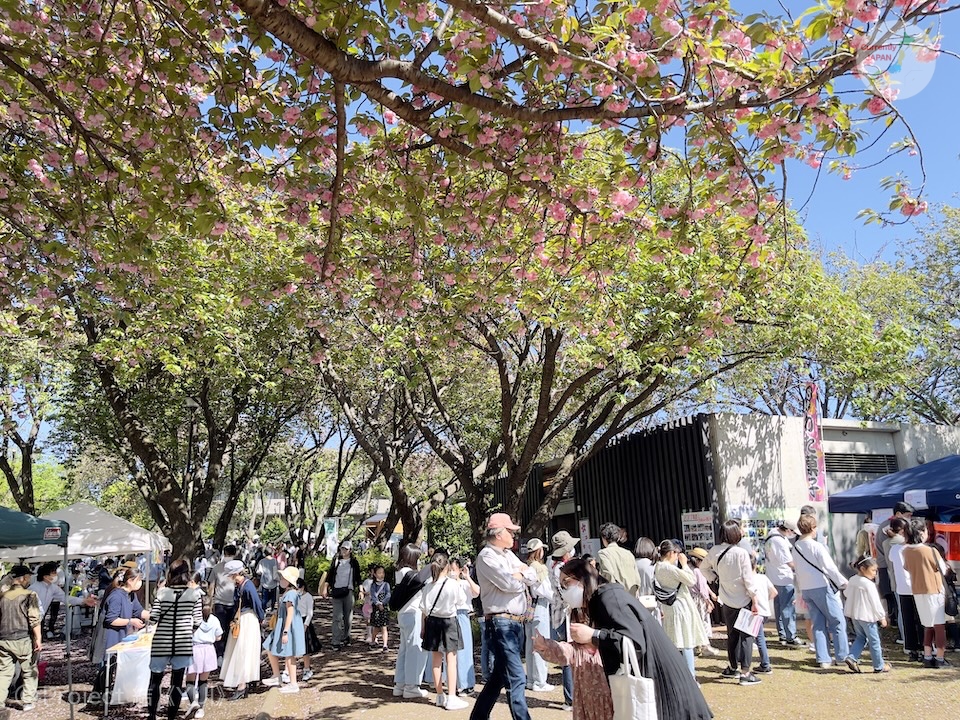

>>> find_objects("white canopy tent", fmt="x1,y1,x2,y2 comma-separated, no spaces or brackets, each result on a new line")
0,502,171,562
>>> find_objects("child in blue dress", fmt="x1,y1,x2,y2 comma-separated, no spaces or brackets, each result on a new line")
262,566,306,693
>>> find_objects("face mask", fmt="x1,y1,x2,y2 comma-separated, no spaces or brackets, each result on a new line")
559,583,585,609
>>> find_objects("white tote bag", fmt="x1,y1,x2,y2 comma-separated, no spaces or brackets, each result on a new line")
609,636,658,720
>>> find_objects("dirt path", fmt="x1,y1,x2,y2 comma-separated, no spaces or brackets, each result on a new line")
14,602,959,719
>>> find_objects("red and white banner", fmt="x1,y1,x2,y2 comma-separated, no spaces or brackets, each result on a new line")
803,382,826,502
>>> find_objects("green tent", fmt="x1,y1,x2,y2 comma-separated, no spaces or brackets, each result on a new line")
0,505,74,720
0,505,69,548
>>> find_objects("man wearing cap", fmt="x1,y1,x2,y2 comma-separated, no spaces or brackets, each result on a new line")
471,513,537,720
0,566,43,711
764,519,802,646
597,522,642,595
208,545,239,666
549,530,578,710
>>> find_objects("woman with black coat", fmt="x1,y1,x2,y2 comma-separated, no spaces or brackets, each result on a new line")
563,558,713,720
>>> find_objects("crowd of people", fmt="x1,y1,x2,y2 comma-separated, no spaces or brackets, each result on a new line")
0,503,956,720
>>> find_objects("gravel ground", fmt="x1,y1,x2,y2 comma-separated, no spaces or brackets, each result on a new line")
9,607,959,719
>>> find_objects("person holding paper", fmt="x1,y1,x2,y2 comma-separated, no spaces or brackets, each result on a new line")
700,520,761,686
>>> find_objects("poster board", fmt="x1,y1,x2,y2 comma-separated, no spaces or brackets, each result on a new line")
681,511,715,552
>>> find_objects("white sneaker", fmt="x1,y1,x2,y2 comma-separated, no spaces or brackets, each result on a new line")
445,696,469,710
262,676,281,687
561,704,573,712
392,685,404,696
303,669,314,681
531,683,555,693
436,693,447,708
281,671,290,683
701,645,721,656
195,710,205,719
279,683,300,694
402,687,429,699
22,704,35,712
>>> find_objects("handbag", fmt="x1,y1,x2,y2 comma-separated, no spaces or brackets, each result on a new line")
610,635,658,720
523,587,537,623
652,580,678,606
230,601,242,638
266,612,278,631
945,578,959,618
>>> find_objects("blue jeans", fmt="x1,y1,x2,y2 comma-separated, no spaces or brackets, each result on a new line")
755,619,770,667
773,584,797,641
260,585,277,612
804,586,849,664
456,611,477,691
551,621,573,705
395,611,428,692
470,617,531,720
524,601,550,688
477,617,495,683
331,591,355,646
848,619,884,671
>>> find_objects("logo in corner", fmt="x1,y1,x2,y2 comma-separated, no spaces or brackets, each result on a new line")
856,19,939,101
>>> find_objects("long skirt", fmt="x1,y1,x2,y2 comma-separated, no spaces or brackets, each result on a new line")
220,611,262,687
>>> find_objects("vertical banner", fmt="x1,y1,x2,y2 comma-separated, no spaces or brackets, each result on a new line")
323,517,340,557
803,382,827,502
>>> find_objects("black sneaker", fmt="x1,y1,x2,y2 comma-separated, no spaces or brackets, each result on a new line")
754,665,773,674
720,667,740,679
937,657,951,668
922,657,938,668
738,672,761,686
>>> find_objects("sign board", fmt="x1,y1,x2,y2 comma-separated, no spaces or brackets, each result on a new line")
578,518,591,545
43,527,62,541
904,489,928,510
681,511,714,551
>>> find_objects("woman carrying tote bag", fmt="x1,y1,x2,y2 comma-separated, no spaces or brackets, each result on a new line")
561,558,712,720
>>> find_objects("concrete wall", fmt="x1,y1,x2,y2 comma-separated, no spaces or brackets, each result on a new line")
710,414,960,571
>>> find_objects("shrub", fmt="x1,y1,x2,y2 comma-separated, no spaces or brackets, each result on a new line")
426,504,473,558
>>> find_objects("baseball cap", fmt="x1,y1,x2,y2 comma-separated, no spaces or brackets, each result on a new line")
487,513,521,532
224,560,245,574
526,538,545,554
779,519,799,532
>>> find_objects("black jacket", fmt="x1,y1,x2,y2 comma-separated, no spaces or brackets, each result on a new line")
590,582,713,720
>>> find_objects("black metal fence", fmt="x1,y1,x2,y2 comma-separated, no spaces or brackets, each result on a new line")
496,415,718,547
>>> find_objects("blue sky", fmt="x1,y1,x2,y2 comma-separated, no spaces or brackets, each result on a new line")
786,9,960,262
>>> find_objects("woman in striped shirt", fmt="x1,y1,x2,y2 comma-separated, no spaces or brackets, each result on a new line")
147,559,203,720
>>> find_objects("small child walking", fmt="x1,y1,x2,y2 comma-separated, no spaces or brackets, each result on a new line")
185,602,223,719
361,569,375,644
688,548,721,656
368,565,392,650
747,558,778,674
843,556,891,674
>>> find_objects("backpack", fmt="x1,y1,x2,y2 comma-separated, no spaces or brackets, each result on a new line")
389,566,431,611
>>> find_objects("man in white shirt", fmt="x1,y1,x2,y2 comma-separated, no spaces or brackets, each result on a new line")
764,520,803,646
470,513,537,720
208,544,239,665
28,562,95,639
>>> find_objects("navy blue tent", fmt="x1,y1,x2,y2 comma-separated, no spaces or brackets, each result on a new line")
828,454,960,513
